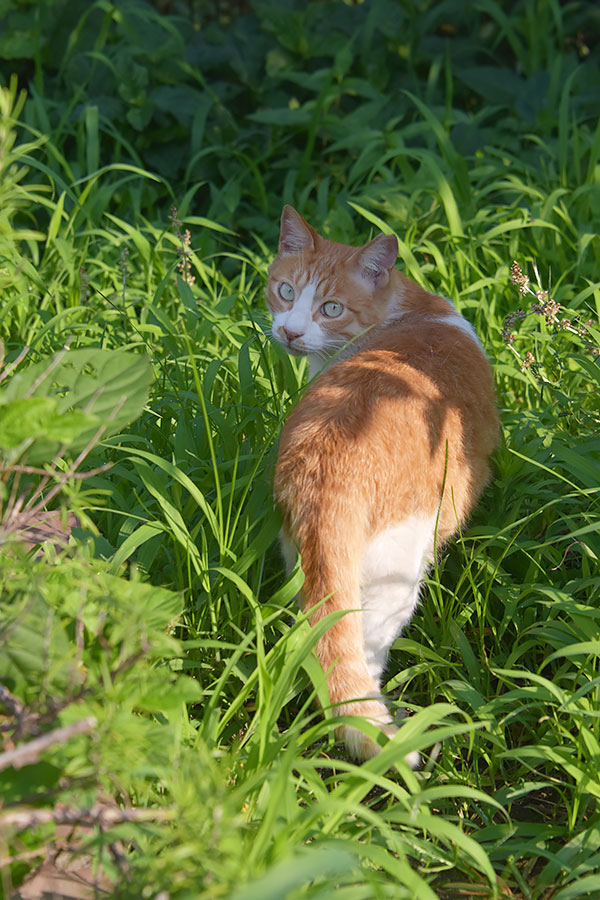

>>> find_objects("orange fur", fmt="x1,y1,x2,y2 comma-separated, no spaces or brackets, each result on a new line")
268,206,499,762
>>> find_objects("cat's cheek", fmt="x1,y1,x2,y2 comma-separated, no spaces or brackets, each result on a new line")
302,321,329,353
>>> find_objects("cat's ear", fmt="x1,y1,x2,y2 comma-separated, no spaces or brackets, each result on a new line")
354,234,398,287
278,205,318,255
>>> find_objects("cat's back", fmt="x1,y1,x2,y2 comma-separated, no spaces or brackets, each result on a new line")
280,300,497,449
276,292,499,535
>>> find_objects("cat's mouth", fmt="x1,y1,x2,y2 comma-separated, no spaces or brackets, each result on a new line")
276,332,309,355
283,340,307,356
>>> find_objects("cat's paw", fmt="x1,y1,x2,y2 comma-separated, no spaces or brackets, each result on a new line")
381,722,421,769
403,748,421,769
392,707,421,769
338,721,420,768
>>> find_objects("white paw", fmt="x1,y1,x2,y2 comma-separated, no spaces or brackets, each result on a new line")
338,721,420,768
403,748,421,769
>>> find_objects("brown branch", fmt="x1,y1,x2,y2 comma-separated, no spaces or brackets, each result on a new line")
1,462,112,479
0,803,174,832
0,847,46,868
0,716,97,772
0,684,25,719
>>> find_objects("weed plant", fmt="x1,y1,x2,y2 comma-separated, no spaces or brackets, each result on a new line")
0,1,599,898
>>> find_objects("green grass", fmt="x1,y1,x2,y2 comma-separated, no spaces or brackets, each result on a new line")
0,1,599,897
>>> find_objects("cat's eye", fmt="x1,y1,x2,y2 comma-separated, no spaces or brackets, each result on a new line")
321,301,344,318
278,282,295,302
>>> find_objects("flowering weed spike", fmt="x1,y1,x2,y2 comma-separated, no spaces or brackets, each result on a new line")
170,206,196,286
507,262,600,401
521,351,535,371
511,260,529,292
119,247,129,303
79,267,90,302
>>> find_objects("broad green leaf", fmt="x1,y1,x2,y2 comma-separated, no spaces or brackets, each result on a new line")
0,396,98,454
0,349,153,460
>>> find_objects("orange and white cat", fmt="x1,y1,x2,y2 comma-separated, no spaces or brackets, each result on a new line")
267,205,498,764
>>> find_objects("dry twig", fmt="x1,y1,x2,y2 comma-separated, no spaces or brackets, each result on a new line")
0,684,25,719
1,803,174,832
0,717,97,773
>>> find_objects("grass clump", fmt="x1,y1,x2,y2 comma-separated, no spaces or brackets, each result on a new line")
0,1,599,897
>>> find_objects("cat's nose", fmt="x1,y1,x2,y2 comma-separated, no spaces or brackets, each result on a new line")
283,326,303,342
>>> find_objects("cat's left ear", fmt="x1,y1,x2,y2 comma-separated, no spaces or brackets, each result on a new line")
354,234,398,288
278,205,318,255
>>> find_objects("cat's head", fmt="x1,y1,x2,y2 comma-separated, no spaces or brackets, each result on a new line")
266,205,398,359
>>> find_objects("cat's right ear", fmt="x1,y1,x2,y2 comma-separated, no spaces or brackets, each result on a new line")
278,205,317,255
354,233,398,288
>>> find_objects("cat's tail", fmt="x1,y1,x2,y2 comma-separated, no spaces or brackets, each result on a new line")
283,498,415,765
